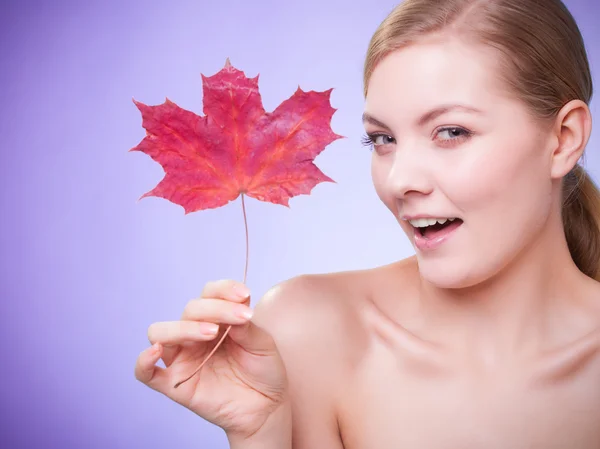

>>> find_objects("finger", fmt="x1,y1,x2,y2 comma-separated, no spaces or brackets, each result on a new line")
200,279,250,302
135,343,170,394
145,333,181,368
148,320,221,348
227,319,278,355
181,298,254,324
153,343,180,368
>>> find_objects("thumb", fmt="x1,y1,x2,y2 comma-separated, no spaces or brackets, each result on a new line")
227,318,278,355
227,286,288,355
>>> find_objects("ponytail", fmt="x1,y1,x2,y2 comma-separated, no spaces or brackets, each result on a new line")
562,164,600,280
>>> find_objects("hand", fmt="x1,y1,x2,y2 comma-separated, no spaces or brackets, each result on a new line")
134,279,289,440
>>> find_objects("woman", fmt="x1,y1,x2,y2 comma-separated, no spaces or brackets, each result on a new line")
134,0,600,447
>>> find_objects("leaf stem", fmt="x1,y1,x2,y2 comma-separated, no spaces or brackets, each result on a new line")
241,192,249,284
173,193,250,388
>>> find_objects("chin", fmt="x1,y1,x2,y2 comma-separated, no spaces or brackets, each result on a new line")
415,252,506,290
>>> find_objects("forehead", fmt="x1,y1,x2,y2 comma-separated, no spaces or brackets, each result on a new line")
365,37,508,117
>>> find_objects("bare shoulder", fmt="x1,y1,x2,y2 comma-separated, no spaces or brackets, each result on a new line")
247,258,418,448
247,269,374,448
251,256,420,366
237,261,414,449
251,269,369,362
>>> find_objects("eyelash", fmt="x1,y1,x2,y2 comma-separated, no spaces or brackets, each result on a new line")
361,126,473,151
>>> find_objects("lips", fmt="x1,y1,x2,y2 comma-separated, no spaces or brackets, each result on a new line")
408,217,464,251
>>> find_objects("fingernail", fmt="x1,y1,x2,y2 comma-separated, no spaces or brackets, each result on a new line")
151,342,160,354
233,285,250,299
235,305,254,320
202,323,219,335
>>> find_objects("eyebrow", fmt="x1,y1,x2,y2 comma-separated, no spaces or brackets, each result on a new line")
362,104,484,130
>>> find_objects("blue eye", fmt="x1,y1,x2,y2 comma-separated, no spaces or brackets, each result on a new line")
361,133,395,150
435,127,472,143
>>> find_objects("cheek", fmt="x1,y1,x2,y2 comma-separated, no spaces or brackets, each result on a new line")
448,137,553,256
371,156,395,210
422,154,551,289
447,134,550,214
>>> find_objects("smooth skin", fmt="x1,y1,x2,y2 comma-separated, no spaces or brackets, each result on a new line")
136,35,600,448
134,279,290,444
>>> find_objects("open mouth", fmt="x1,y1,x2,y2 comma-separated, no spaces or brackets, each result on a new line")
410,217,464,240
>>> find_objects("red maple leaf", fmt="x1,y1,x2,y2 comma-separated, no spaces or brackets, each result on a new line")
130,59,342,389
130,58,342,213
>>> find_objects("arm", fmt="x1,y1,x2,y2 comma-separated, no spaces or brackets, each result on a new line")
248,275,346,449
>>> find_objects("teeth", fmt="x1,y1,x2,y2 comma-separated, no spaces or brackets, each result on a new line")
408,217,457,228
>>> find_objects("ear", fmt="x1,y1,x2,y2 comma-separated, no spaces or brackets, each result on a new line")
549,99,592,179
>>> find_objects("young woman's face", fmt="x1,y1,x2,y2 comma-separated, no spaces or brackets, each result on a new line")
364,37,555,288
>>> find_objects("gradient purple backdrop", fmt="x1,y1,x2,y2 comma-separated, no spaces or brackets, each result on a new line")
1,0,599,447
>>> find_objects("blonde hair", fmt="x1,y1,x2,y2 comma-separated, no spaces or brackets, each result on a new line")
364,0,600,280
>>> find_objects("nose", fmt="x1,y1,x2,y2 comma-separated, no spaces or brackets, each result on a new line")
385,146,433,199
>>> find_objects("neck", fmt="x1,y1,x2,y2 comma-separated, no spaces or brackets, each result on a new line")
417,209,586,363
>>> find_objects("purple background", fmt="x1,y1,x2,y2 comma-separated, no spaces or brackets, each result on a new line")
1,0,599,447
